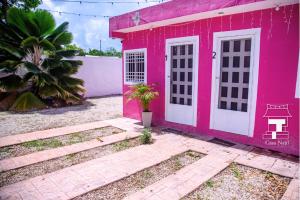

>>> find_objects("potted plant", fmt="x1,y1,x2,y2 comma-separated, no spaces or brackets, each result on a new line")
126,84,159,127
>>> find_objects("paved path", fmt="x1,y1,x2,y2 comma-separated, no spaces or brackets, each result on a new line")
125,151,237,200
0,118,298,200
0,96,122,137
0,131,140,172
0,134,190,200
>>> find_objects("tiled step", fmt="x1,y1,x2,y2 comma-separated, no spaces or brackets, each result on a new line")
0,118,142,148
0,121,109,147
124,151,238,200
235,150,299,178
0,131,140,172
0,134,190,200
281,179,299,200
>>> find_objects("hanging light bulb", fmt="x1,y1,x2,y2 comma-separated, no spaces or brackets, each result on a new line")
275,5,280,11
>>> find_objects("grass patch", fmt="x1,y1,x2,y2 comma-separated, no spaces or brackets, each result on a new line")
113,139,130,152
22,139,63,150
0,147,10,154
264,171,274,180
230,163,243,180
67,132,86,145
205,180,214,188
186,151,202,159
139,129,152,144
173,158,184,170
66,153,76,160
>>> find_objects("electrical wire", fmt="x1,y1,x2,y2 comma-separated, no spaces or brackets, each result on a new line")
44,9,111,18
44,0,165,4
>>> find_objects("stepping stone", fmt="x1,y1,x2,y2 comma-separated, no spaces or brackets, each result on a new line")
0,134,189,200
0,121,109,147
125,151,238,200
0,131,140,172
281,179,299,200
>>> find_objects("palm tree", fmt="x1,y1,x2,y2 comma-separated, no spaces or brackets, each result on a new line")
125,84,159,112
0,8,85,111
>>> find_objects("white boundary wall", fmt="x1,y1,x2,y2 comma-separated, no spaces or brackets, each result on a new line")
73,56,122,97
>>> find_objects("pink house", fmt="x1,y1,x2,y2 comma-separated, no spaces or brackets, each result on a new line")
109,0,300,156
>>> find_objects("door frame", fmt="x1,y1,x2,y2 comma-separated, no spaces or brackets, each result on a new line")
165,36,199,126
210,28,261,136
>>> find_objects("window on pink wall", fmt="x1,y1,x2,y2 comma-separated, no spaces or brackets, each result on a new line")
124,48,147,85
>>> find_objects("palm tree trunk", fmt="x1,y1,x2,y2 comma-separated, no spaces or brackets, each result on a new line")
1,0,8,20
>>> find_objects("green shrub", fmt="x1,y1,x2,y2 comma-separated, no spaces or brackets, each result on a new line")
140,129,152,144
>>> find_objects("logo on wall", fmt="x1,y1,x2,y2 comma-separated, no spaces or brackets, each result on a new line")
263,104,291,146
132,12,140,26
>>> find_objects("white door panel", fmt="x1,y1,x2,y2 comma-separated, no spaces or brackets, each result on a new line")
165,36,199,126
210,29,261,136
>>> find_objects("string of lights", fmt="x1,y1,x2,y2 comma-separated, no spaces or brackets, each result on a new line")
44,0,165,4
44,9,111,18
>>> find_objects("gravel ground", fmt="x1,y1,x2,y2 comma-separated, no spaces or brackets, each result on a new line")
182,163,291,200
0,138,141,187
0,126,124,160
74,151,204,200
0,95,122,137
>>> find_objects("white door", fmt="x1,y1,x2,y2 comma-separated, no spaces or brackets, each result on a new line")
165,36,199,126
210,29,261,136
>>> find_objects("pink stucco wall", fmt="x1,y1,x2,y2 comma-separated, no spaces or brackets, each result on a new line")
109,0,264,37
121,5,299,156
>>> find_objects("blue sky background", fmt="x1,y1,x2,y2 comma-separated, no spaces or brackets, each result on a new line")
38,0,162,51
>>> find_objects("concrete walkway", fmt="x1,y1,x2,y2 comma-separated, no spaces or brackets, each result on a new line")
0,118,298,200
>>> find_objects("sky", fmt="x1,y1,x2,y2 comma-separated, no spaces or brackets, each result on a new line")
38,0,163,51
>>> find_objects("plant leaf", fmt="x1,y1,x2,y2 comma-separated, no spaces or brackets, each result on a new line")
0,74,23,92
31,9,55,37
39,39,55,50
56,50,77,57
21,36,39,48
10,92,46,112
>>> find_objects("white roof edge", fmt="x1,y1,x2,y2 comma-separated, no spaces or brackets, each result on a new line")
116,0,298,33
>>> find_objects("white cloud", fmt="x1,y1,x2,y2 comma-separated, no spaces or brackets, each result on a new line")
39,0,163,51
42,0,64,19
83,18,109,49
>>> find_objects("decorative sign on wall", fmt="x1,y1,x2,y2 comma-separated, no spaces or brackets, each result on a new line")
132,11,141,26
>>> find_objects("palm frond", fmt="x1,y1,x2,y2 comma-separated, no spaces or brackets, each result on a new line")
0,74,23,92
38,83,62,99
53,31,73,46
10,91,46,112
39,39,55,51
0,40,23,58
56,49,77,57
47,22,69,41
31,9,55,37
0,60,22,73
125,84,159,112
21,36,39,48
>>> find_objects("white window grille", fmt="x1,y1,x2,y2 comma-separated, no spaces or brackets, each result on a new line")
218,38,252,112
124,48,147,84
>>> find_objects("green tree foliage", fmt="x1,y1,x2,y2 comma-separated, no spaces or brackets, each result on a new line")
63,45,122,58
64,44,85,56
1,0,42,20
0,8,85,111
86,48,122,58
